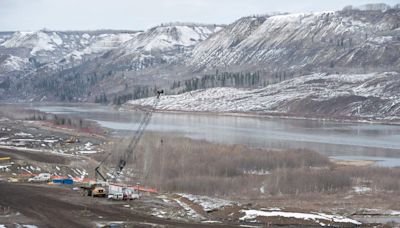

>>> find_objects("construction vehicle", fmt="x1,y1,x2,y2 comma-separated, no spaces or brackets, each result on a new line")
87,89,163,198
7,177,19,183
65,134,79,143
0,157,12,172
80,182,107,197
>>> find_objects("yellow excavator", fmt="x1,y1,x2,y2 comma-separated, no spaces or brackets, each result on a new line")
65,134,80,143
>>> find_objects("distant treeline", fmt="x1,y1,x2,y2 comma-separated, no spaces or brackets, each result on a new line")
111,70,297,105
111,86,159,105
27,111,88,129
170,70,296,94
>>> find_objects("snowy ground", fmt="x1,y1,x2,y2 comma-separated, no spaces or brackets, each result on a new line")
0,125,102,156
0,120,100,181
177,193,235,212
147,193,364,226
173,198,205,220
240,209,361,226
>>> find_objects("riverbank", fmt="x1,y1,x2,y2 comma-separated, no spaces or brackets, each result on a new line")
331,158,376,167
4,101,400,126
122,103,400,126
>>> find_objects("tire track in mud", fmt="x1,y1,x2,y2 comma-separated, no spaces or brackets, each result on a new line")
0,183,239,228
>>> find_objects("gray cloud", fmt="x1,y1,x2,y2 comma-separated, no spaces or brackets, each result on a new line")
0,0,398,31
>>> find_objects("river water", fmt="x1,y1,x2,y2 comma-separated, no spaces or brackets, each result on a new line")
24,103,400,167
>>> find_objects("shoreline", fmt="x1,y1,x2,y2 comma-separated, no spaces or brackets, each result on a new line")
121,104,400,126
3,101,400,126
330,158,377,167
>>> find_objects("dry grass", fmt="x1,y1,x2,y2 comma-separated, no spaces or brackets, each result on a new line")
266,168,352,195
108,133,330,196
105,133,400,197
339,166,400,191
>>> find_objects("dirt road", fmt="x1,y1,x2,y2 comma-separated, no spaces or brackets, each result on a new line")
0,183,239,228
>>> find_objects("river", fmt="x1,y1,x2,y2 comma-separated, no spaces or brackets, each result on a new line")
23,103,400,167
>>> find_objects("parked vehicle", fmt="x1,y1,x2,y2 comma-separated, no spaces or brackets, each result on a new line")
8,177,19,183
28,173,51,182
123,188,140,200
81,183,107,197
108,192,123,200
108,184,140,200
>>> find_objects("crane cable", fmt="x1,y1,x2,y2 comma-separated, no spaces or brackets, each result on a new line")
94,90,163,182
114,90,163,179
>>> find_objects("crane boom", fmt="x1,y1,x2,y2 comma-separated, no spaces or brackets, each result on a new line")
95,89,163,182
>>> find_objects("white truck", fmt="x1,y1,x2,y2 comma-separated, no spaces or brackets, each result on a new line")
28,173,51,182
122,188,140,200
108,184,139,200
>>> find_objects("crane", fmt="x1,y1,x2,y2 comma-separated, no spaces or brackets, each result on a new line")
95,89,164,182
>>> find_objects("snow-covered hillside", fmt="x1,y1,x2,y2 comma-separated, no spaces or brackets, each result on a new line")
0,55,29,72
98,24,222,71
0,24,222,76
0,24,223,101
189,7,400,72
0,30,139,74
124,24,221,52
127,72,400,120
1,30,137,57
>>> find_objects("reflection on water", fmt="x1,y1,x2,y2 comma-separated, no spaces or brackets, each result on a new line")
27,103,400,167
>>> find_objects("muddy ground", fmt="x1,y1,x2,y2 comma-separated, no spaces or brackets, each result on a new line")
0,182,241,228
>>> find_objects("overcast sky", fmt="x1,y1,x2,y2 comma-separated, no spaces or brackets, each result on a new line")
0,0,398,31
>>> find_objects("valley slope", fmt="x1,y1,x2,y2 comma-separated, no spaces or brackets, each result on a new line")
127,72,400,120
0,4,399,120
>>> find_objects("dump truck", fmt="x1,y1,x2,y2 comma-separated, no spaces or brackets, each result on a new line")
80,182,107,197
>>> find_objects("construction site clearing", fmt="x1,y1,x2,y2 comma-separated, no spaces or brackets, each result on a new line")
0,110,399,227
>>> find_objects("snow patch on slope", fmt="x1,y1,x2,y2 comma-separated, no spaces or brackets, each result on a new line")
1,31,61,55
0,55,29,72
124,25,222,52
64,33,137,60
